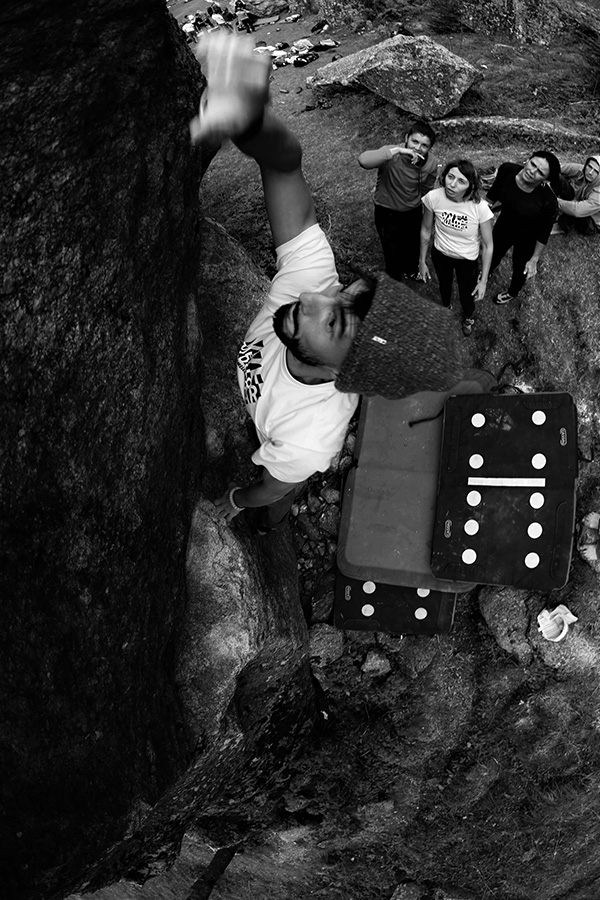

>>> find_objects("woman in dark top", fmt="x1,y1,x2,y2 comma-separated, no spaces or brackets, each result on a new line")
486,151,560,304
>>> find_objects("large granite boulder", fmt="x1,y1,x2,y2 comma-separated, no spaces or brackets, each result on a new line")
434,116,600,151
1,5,204,898
0,3,312,898
456,0,599,55
458,0,562,41
245,0,289,18
307,35,483,119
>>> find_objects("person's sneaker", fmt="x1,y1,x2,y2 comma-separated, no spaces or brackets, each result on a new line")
494,291,514,305
189,33,271,146
462,317,475,336
550,223,566,235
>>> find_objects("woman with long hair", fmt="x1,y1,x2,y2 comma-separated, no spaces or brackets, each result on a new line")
485,150,560,304
419,159,494,336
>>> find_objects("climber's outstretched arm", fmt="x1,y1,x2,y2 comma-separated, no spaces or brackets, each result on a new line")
190,33,316,247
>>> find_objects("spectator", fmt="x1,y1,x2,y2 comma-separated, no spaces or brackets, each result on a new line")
182,15,198,42
358,122,438,283
485,151,560,304
554,155,600,235
419,159,494,336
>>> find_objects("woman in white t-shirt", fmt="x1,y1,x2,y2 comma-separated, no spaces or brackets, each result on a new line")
418,159,494,336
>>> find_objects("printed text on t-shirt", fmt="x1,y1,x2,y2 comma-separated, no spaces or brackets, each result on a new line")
440,210,468,230
238,339,264,405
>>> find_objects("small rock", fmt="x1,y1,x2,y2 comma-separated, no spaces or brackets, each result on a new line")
319,505,340,536
361,648,391,676
307,492,322,513
356,798,395,826
390,883,426,900
309,623,344,667
479,586,533,664
296,512,321,541
320,487,340,505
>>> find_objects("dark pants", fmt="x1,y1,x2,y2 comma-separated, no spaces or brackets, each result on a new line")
553,178,597,234
374,204,422,281
489,214,537,298
431,245,477,317
557,213,598,235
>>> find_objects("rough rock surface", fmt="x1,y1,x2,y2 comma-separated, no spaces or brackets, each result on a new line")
478,586,534,664
245,0,289,18
1,5,204,898
435,116,600,149
457,0,562,41
1,7,313,898
307,35,482,118
458,0,600,46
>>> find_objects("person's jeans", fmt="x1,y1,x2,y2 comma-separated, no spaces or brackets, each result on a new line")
431,245,478,317
374,204,422,281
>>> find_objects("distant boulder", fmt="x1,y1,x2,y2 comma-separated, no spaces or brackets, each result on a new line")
245,0,289,17
307,34,483,119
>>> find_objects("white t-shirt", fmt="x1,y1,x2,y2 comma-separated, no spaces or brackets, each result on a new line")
236,224,359,483
422,187,494,260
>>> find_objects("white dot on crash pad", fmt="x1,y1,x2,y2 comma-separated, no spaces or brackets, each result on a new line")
464,519,479,535
530,492,545,509
469,454,484,469
416,588,430,597
528,522,543,539
362,581,376,594
471,413,486,427
532,410,546,425
531,453,547,469
467,490,482,507
414,607,428,619
361,604,375,617
525,552,540,568
462,548,477,564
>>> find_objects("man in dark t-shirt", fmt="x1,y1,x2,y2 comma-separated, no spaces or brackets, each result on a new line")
486,153,559,304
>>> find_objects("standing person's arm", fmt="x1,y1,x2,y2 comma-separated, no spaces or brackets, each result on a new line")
484,163,507,209
358,145,423,169
418,206,434,282
523,241,547,279
525,193,558,278
473,219,493,301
